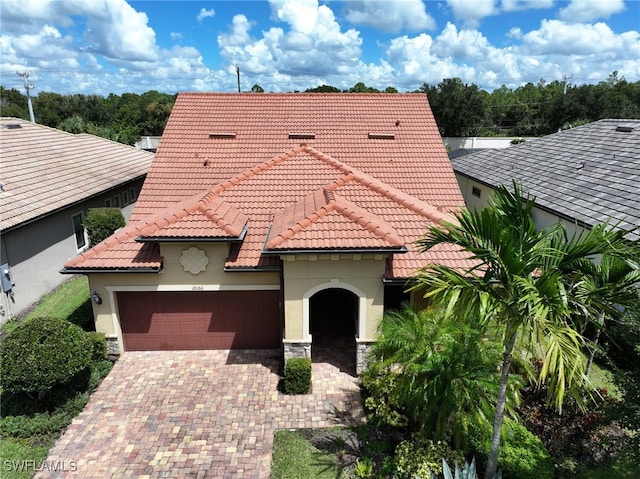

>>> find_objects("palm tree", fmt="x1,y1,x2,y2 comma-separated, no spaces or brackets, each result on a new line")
415,183,638,479
568,254,640,377
370,307,521,450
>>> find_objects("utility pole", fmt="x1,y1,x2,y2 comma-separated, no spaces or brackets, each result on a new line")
235,65,241,93
17,71,35,123
562,73,573,95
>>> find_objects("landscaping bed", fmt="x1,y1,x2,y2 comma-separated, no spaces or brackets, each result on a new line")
0,277,112,479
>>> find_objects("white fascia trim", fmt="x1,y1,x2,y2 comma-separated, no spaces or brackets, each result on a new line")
104,284,280,293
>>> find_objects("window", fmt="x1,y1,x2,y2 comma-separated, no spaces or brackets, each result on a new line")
472,186,482,198
113,194,120,208
122,190,129,205
72,213,86,250
104,198,111,207
129,187,137,202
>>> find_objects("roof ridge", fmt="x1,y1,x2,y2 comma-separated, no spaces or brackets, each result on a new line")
208,146,310,196
197,196,248,237
330,195,404,247
296,145,453,224
318,161,454,224
65,188,245,266
265,188,334,248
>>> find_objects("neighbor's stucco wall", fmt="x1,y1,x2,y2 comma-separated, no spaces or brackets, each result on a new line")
86,242,279,352
281,253,386,342
455,172,587,238
0,179,145,321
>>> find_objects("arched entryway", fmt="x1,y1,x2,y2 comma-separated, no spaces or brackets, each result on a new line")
309,288,358,374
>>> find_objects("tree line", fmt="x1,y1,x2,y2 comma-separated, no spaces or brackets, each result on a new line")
0,88,175,145
1,72,638,144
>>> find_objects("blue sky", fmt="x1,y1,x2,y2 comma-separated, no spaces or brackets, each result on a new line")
1,0,639,95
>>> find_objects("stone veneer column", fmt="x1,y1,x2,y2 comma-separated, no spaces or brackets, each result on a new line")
356,340,375,374
105,334,121,359
283,340,312,362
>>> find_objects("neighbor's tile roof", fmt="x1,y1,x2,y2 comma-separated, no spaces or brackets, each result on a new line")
0,118,154,231
64,93,471,277
451,119,640,241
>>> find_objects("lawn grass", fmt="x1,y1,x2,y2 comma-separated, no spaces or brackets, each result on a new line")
271,430,346,479
0,438,50,479
3,276,92,335
23,275,91,322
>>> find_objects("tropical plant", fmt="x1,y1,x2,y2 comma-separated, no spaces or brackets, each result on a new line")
470,419,553,479
368,307,520,449
354,457,374,478
428,457,502,479
394,437,464,479
415,182,639,478
568,253,640,376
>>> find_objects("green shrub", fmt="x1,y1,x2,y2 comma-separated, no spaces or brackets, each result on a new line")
361,363,408,428
84,207,125,247
394,437,464,479
471,420,554,479
86,332,107,361
0,317,93,395
283,357,312,394
0,393,89,439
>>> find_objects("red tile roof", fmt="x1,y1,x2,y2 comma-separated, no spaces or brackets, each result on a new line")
64,93,472,277
0,118,153,231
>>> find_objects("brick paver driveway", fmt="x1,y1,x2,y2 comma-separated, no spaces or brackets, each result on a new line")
35,350,363,479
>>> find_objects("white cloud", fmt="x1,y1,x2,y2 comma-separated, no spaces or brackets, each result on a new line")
501,0,553,12
446,0,498,26
217,14,255,47
196,8,215,22
83,0,158,62
520,19,638,55
432,23,492,60
343,0,436,33
0,0,638,96
558,0,625,23
218,1,362,79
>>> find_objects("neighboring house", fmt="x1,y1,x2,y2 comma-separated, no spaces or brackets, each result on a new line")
134,136,162,152
0,118,154,320
451,119,640,241
443,136,530,151
62,93,472,371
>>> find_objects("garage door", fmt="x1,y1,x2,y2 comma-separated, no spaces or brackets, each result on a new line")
117,290,281,350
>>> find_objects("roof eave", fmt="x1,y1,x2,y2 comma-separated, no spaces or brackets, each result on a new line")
136,236,245,243
136,222,249,244
60,266,162,274
262,245,408,255
382,276,417,284
223,265,282,272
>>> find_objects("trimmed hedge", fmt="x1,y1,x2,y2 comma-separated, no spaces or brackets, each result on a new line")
0,317,93,394
86,332,107,361
283,357,312,394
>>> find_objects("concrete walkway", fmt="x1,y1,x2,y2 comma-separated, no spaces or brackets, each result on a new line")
35,350,363,479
